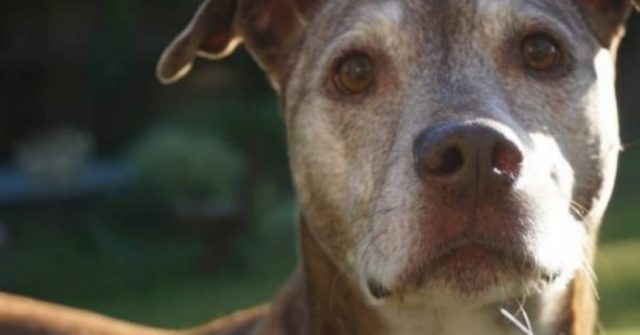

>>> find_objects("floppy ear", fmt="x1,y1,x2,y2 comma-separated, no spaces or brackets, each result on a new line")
157,0,317,85
157,0,240,84
575,0,638,48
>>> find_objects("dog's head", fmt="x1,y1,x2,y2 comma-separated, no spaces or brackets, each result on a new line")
159,0,635,308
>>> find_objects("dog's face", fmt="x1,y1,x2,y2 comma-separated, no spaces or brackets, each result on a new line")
159,0,634,308
285,0,625,306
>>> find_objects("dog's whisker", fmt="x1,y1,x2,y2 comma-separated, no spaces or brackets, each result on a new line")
596,321,611,335
582,259,599,284
581,260,600,301
356,229,389,286
516,297,534,335
569,200,590,220
500,307,535,335
369,205,405,221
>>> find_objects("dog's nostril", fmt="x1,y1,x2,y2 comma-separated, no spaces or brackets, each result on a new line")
414,123,524,186
424,146,464,177
367,279,391,299
492,141,523,175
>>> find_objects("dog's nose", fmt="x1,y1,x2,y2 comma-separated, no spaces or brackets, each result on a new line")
413,122,524,189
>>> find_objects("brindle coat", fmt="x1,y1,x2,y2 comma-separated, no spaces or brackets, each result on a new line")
1,0,638,334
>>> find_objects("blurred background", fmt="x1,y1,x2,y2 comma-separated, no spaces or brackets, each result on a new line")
0,2,638,334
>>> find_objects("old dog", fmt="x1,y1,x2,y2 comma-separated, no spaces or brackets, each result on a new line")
1,0,638,334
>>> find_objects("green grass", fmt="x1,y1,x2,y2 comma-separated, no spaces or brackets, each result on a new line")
608,329,640,335
74,264,293,329
597,240,640,332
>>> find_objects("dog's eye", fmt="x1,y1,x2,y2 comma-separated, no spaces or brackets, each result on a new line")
521,34,560,71
334,53,374,95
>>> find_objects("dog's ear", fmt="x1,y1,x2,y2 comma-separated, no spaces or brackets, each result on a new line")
157,0,240,84
157,0,317,85
575,0,638,48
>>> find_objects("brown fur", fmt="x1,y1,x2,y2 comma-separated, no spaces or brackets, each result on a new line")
566,272,598,335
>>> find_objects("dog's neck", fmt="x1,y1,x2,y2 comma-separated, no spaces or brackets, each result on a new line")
255,216,595,335
254,217,385,335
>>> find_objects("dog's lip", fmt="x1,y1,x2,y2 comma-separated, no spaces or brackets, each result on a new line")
397,235,548,294
366,239,513,300
432,242,498,265
423,236,539,276
426,236,514,265
365,233,559,301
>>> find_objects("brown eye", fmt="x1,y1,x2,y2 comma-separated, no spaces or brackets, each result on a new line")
334,53,374,95
522,34,560,71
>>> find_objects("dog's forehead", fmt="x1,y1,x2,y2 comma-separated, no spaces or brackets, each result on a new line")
317,0,583,36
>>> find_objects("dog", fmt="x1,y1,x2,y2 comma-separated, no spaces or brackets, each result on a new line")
1,0,638,334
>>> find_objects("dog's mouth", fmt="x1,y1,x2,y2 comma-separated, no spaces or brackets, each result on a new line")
366,236,560,301
411,240,536,294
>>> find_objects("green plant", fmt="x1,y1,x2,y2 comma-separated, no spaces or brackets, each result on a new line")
130,126,246,201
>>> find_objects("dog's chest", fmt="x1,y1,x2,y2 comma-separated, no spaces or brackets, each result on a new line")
379,305,516,335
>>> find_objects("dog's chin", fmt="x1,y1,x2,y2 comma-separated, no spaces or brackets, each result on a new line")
418,244,517,296
366,243,556,307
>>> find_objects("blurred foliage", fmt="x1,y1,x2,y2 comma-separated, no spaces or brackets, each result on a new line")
131,126,245,200
16,128,94,186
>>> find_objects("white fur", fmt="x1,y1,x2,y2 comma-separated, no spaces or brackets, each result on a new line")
380,303,519,335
